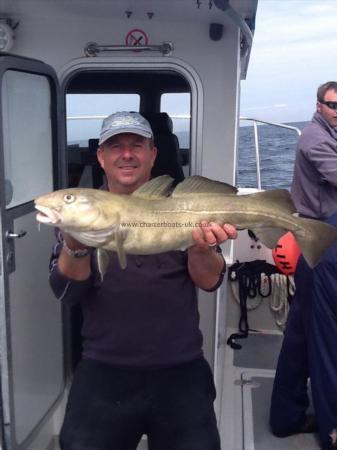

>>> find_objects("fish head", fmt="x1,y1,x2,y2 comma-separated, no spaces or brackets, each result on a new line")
35,189,103,230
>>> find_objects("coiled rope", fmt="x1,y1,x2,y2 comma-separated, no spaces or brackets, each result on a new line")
266,273,295,328
227,260,295,349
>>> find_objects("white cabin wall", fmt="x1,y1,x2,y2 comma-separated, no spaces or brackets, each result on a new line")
8,8,240,183
199,32,239,182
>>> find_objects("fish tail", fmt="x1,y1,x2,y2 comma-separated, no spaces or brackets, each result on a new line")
292,217,337,267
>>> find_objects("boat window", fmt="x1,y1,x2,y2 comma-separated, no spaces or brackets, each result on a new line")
64,70,191,189
66,93,140,148
2,70,53,208
160,92,191,149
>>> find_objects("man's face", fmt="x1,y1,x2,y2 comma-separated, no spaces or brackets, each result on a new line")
97,133,157,194
317,88,337,128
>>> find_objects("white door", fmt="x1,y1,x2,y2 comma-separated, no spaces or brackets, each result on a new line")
0,55,64,449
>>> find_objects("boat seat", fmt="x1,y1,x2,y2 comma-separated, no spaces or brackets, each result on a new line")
77,138,104,188
147,112,185,183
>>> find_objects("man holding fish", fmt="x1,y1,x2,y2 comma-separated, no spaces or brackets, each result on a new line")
49,111,237,450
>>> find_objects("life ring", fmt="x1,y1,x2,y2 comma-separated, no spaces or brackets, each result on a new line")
272,232,301,275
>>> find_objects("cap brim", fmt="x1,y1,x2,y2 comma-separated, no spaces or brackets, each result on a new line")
99,127,152,146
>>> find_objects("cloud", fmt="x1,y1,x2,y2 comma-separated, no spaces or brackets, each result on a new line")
240,0,337,123
252,1,337,50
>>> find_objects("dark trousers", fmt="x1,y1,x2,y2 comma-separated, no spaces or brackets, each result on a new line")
269,258,311,434
270,250,337,449
60,357,221,450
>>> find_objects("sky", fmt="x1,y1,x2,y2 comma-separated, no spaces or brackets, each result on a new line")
240,0,337,124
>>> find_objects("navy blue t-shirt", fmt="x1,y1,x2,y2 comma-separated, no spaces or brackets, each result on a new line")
50,236,205,368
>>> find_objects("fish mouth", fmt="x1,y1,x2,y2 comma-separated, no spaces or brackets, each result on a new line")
35,205,61,224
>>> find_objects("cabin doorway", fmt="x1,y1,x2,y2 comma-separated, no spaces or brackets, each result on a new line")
63,68,192,371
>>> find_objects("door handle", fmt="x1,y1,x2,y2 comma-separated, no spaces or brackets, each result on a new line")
6,230,27,240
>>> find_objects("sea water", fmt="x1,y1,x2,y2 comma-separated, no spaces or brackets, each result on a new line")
237,121,309,190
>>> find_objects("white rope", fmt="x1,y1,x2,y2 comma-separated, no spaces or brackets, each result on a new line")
230,273,296,329
267,274,295,329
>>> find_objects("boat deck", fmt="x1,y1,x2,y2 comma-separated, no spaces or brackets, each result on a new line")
218,331,321,450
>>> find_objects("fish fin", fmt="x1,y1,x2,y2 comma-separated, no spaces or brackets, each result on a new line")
172,175,238,197
292,217,337,267
250,226,287,249
132,175,175,199
115,216,127,269
97,248,111,281
246,189,297,214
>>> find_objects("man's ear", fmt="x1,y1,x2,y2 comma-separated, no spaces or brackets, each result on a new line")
316,101,322,113
97,147,104,169
151,146,158,166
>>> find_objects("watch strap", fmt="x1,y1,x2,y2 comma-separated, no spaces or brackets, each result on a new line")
63,240,91,258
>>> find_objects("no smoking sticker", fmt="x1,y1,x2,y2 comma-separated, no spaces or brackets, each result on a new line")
125,29,149,48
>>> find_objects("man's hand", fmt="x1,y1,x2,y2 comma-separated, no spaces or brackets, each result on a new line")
187,222,237,290
191,221,238,251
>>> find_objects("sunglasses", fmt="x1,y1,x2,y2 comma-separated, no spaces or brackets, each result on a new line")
320,100,337,110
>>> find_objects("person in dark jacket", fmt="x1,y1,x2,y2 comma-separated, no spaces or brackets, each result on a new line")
50,111,238,450
270,82,337,449
270,213,337,449
291,81,337,220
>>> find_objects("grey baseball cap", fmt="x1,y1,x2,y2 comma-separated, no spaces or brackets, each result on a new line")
98,111,153,145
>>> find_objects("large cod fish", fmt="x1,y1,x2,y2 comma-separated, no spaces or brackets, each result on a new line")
35,175,337,270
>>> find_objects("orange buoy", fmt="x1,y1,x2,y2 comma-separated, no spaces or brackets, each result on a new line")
272,232,301,275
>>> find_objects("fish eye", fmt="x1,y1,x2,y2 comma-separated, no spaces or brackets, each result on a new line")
64,194,75,203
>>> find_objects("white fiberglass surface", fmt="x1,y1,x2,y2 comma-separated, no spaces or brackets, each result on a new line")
9,213,63,445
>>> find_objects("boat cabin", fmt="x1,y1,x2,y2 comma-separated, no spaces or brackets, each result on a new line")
0,1,320,449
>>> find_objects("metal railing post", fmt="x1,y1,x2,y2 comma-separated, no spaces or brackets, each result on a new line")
253,121,261,190
239,117,301,189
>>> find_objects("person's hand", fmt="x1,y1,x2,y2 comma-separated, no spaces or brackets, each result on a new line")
187,222,237,289
191,221,238,252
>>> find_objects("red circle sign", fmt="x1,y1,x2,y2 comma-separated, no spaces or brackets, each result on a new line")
125,29,149,47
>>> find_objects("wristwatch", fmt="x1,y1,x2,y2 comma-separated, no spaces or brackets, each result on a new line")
63,240,91,258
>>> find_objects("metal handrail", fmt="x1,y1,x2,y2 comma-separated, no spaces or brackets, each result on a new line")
239,117,302,190
84,41,173,57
